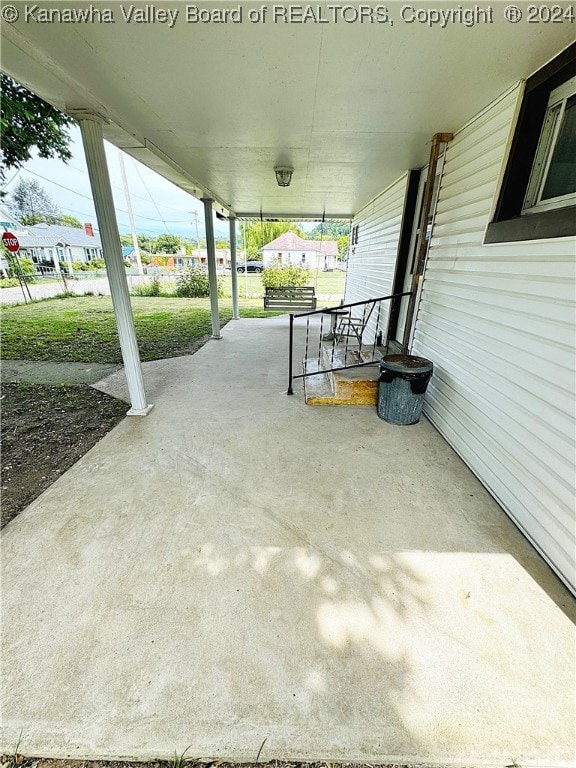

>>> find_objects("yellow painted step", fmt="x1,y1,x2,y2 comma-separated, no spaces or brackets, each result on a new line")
304,348,380,405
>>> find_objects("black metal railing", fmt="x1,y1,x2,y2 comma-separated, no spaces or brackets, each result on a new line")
287,292,411,395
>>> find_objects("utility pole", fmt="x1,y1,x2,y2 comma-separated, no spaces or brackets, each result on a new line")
191,210,201,266
193,210,200,248
118,149,144,276
242,220,248,298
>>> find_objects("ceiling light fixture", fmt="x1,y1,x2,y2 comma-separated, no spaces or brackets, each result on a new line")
274,166,294,187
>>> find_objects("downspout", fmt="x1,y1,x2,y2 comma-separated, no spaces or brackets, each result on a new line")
401,132,453,352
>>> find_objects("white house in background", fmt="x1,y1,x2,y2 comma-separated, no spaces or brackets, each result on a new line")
17,222,103,274
261,231,338,271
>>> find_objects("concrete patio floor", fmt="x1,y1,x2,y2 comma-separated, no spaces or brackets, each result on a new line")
1,316,575,767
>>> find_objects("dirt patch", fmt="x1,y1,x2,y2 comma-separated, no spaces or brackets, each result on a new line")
1,383,127,528
1,759,408,768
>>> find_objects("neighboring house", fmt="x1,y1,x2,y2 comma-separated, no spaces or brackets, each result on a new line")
261,231,338,271
122,245,151,267
0,203,24,234
344,49,575,594
172,249,244,269
1,208,102,276
18,222,103,274
174,248,228,269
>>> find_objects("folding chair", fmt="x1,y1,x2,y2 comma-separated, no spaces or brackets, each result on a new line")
334,302,375,353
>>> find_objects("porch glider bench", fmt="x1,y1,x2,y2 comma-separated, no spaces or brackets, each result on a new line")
264,286,317,312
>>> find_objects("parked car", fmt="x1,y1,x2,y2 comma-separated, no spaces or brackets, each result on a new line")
237,261,264,273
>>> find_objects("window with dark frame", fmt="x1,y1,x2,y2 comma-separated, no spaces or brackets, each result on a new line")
523,75,576,213
485,43,576,244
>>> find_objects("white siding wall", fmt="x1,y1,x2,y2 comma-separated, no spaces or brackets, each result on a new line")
412,85,575,594
345,172,408,340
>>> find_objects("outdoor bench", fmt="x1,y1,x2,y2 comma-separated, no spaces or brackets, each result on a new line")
263,286,317,312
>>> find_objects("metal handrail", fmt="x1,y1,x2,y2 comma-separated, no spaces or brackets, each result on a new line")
287,291,412,395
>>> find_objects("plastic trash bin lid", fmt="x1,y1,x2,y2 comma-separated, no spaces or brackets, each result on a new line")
381,354,433,374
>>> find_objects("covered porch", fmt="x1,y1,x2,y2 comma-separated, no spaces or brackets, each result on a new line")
2,317,574,765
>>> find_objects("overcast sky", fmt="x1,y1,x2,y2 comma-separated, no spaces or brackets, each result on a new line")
4,125,234,241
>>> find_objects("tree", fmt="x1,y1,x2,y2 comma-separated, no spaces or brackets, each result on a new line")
261,263,310,288
307,220,350,240
153,233,181,253
185,238,206,253
135,234,155,252
0,73,75,188
337,234,349,260
241,221,304,259
2,249,37,282
58,214,83,228
10,178,61,224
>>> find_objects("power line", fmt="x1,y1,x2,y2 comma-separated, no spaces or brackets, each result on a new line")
68,160,201,213
131,157,172,233
21,168,95,201
15,168,193,225
6,166,219,238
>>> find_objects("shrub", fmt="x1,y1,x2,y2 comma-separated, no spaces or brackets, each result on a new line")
176,266,211,298
7,255,37,283
153,255,171,267
0,277,20,288
131,277,162,297
72,261,90,272
261,262,310,289
89,258,105,270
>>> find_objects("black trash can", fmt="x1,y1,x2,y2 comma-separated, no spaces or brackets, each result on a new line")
377,354,433,425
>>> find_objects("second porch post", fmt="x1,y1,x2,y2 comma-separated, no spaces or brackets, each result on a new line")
229,216,239,320
201,198,221,339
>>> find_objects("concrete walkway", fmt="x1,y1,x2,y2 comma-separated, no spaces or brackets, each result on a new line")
1,317,574,766
1,359,121,385
0,276,111,305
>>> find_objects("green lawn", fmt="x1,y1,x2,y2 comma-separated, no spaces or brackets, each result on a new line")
154,271,346,298
1,295,277,364
221,269,346,297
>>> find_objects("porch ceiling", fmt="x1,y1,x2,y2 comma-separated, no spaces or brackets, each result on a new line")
1,2,573,217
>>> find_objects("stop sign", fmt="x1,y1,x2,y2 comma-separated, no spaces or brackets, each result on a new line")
2,231,20,253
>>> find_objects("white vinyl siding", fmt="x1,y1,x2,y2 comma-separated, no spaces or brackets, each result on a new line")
412,85,575,594
345,173,408,342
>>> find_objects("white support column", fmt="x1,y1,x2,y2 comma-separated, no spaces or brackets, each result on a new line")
51,250,61,274
229,216,239,320
77,116,152,416
66,249,75,277
201,198,221,339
